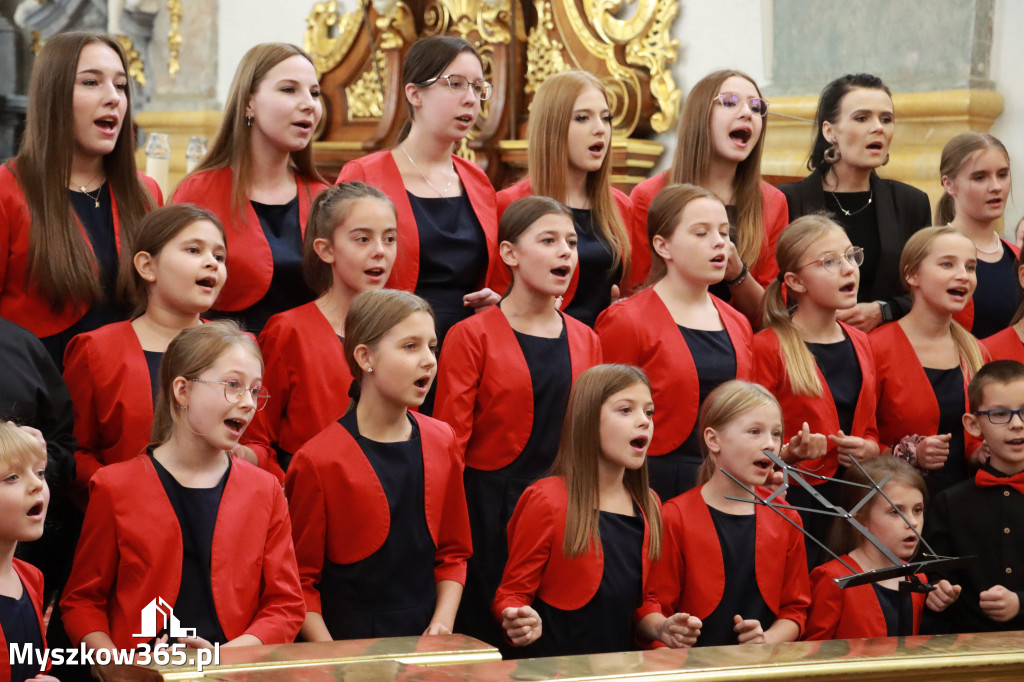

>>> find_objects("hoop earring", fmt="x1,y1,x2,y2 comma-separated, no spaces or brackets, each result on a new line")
246,115,253,128
823,141,840,165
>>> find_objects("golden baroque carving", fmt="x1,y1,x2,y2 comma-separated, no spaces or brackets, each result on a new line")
304,0,363,78
525,0,568,98
345,49,387,120
167,0,182,79
116,35,146,87
30,31,44,56
375,1,416,50
423,0,511,45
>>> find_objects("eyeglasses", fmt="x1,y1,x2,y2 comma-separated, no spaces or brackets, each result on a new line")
973,408,1024,425
418,74,492,101
711,92,769,117
189,379,271,411
799,246,865,273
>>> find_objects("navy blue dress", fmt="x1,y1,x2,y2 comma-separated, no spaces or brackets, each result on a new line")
0,582,44,682
923,366,968,496
973,245,1020,339
319,410,437,639
565,208,621,328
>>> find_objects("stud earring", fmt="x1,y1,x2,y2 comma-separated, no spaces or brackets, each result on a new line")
366,366,373,374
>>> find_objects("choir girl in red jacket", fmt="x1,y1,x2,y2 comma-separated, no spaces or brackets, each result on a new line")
493,364,663,657
981,249,1024,362
173,43,329,334
244,182,397,474
336,36,500,352
804,457,960,640
61,322,305,654
753,214,878,564
629,70,787,321
0,32,160,367
936,133,1018,338
434,196,602,645
0,423,55,682
642,380,811,647
597,184,753,501
495,71,639,326
870,226,987,497
286,290,471,641
63,205,228,508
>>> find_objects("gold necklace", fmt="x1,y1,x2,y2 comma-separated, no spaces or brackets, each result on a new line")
71,173,104,208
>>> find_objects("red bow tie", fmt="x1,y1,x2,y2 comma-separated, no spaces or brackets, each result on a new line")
975,469,1024,495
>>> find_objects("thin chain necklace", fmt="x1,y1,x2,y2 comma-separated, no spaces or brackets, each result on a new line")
400,145,456,198
829,189,873,217
70,172,104,208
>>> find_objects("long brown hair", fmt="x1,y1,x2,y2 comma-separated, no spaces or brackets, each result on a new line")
935,132,1011,225
668,69,767,270
527,71,629,279
151,321,262,444
761,214,847,396
554,364,661,560
900,225,986,379
185,43,326,216
644,183,723,286
14,31,155,311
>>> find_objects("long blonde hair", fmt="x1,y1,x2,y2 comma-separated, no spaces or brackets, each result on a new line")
696,381,781,486
553,364,661,560
668,69,767,270
528,71,629,279
900,226,986,379
762,214,847,396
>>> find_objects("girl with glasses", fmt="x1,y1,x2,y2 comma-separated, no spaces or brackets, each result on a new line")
243,183,397,476
336,36,501,405
0,32,161,370
62,321,305,655
779,74,931,333
870,226,988,497
286,289,470,641
62,205,246,510
936,133,1018,339
753,214,880,566
173,43,329,335
630,70,789,323
495,71,640,328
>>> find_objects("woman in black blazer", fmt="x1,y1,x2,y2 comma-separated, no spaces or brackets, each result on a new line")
779,74,931,332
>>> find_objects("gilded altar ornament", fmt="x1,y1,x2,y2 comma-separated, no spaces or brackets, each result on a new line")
346,49,387,119
525,0,568,97
423,0,511,45
304,0,363,78
374,1,415,50
167,0,182,79
116,35,147,87
29,31,44,55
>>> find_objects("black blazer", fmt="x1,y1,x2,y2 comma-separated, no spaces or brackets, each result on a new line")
779,167,931,318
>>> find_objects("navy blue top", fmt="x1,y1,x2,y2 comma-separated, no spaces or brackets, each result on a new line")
244,197,312,334
408,191,489,348
565,208,621,328
807,336,861,435
41,184,128,371
0,580,43,682
150,452,229,645
697,507,774,646
973,245,1021,339
872,583,900,636
320,410,436,638
825,191,881,304
671,326,737,460
143,350,163,406
923,366,968,496
527,509,643,657
502,322,572,480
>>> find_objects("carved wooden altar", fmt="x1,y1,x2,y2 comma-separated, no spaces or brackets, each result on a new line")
305,0,681,191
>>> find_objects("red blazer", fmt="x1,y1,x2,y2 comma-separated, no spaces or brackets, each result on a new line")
869,321,983,454
639,485,810,635
804,554,926,640
63,321,153,510
752,323,879,480
629,172,789,286
982,326,1024,363
596,288,753,456
953,239,1020,333
492,476,658,619
434,306,602,470
244,302,351,480
0,559,47,681
285,412,471,613
61,455,304,649
336,150,500,292
0,164,162,337
172,167,328,311
492,179,643,298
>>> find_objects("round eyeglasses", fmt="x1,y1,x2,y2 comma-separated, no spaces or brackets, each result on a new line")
711,92,769,117
799,246,865,273
418,74,492,101
189,379,271,411
973,408,1024,425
